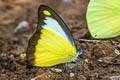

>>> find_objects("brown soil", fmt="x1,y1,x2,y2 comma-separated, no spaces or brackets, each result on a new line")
0,0,120,80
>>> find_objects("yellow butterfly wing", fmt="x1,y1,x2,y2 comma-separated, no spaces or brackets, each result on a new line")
26,5,82,67
87,0,120,38
34,29,76,66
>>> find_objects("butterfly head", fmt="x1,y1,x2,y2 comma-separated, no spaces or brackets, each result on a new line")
71,48,82,62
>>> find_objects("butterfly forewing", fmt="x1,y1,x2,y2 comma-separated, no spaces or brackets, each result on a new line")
37,5,77,49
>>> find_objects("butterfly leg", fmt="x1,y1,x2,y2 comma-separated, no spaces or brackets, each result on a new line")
63,63,68,72
74,64,78,75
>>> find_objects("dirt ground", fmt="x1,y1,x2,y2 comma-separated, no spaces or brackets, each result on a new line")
0,0,120,80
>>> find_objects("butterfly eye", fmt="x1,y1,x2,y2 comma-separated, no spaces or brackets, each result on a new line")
43,10,51,16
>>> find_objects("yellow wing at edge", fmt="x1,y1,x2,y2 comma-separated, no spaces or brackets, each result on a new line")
34,29,76,67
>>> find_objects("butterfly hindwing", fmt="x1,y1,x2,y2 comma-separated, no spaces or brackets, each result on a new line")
34,29,76,66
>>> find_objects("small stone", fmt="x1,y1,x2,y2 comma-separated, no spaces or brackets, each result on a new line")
9,54,15,60
62,0,73,3
50,68,62,73
20,53,26,62
114,49,120,55
110,75,120,80
84,59,89,63
78,75,87,79
97,59,103,62
14,21,29,34
67,63,76,69
70,73,75,77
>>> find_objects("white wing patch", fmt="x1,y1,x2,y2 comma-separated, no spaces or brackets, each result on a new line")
42,17,74,47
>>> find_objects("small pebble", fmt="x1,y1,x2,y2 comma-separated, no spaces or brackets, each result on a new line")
110,75,120,80
20,53,26,62
97,59,103,62
70,73,75,77
62,0,73,2
84,59,89,63
9,54,15,60
114,49,120,55
14,21,29,34
50,68,62,73
67,63,76,69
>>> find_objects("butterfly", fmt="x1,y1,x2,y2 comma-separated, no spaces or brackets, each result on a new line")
26,5,82,67
87,0,120,39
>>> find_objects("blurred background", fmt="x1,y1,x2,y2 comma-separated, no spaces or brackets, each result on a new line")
0,0,89,38
0,0,120,80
